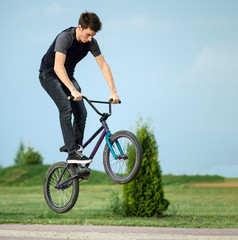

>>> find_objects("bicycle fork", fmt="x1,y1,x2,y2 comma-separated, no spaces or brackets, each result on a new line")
105,131,127,160
102,121,126,159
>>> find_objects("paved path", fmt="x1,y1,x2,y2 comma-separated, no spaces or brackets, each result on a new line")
0,224,238,240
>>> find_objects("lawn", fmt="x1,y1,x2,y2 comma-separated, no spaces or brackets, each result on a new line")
1,182,238,228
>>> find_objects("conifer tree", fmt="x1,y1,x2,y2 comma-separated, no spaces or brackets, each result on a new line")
14,140,25,165
14,141,43,165
123,118,169,217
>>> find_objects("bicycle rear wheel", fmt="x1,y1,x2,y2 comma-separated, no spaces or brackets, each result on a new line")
103,130,143,184
43,162,79,213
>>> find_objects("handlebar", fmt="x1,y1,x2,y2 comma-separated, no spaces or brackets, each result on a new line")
68,96,121,120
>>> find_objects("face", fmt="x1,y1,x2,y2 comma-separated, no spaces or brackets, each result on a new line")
77,25,96,43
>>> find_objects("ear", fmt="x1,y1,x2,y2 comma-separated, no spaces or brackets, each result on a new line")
77,25,82,31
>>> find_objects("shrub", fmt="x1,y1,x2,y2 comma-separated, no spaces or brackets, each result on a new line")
15,142,43,165
106,192,127,217
14,140,25,165
123,118,169,217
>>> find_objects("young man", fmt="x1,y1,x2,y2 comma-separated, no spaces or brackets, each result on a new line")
39,12,119,166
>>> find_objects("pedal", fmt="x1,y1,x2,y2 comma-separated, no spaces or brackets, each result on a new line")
59,145,68,152
76,166,91,180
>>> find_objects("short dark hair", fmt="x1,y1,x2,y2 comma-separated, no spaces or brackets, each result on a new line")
78,12,102,32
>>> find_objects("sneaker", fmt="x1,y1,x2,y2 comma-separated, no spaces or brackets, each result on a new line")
66,148,92,164
60,144,83,153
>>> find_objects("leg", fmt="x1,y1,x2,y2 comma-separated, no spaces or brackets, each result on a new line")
69,78,87,146
39,74,78,154
72,101,87,146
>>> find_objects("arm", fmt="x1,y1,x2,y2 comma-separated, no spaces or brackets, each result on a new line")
95,54,120,103
54,52,82,101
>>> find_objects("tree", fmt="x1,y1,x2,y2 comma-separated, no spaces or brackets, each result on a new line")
14,140,25,165
14,141,43,165
123,118,169,217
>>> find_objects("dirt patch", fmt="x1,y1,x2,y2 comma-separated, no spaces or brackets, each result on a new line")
189,183,238,188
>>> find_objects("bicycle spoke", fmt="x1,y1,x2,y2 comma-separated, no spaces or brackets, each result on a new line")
104,130,142,184
48,167,74,207
44,162,79,213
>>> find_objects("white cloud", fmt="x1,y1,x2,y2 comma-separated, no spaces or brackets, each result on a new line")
104,15,175,31
167,42,238,137
171,43,238,89
131,15,150,28
188,17,238,28
25,3,77,17
25,7,40,17
191,43,238,72
44,3,65,16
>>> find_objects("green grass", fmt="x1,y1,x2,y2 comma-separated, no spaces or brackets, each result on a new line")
163,174,225,185
0,165,238,228
0,165,115,186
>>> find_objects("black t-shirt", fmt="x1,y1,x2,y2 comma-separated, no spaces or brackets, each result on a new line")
39,27,101,77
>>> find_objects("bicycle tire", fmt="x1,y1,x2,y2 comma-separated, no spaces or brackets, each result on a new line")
103,130,143,184
43,162,79,213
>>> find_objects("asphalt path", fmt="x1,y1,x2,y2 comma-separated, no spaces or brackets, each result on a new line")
0,224,238,240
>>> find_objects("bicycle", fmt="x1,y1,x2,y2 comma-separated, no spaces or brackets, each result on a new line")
43,96,143,213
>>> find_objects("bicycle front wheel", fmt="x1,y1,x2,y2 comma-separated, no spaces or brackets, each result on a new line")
103,130,143,184
43,162,79,213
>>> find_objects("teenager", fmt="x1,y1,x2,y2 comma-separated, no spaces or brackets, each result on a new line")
39,12,120,165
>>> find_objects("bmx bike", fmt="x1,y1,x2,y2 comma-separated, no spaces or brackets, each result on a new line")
43,96,143,213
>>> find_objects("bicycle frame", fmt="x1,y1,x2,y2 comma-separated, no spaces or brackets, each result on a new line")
56,97,124,189
82,96,123,164
83,123,110,165
56,122,109,189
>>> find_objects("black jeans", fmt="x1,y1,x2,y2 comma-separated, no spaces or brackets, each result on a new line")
39,72,87,154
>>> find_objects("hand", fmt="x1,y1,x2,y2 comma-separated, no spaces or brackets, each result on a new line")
71,89,83,101
109,92,120,104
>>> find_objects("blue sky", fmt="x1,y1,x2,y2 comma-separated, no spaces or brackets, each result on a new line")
1,0,237,177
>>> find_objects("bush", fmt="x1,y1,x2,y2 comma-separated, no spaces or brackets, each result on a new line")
15,142,43,165
106,192,126,217
14,140,25,165
123,118,170,217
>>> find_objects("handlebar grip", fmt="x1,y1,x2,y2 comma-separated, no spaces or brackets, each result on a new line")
68,96,74,100
109,98,121,104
